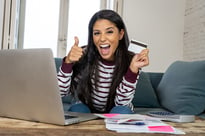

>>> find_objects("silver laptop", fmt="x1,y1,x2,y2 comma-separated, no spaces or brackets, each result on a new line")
0,48,97,125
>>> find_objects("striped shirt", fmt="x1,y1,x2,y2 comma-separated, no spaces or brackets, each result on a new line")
57,59,139,112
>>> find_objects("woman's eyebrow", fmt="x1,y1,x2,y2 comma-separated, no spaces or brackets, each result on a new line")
106,27,114,30
93,26,114,31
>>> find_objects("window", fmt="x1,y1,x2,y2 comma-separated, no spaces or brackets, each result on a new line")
23,0,101,57
67,0,100,52
1,0,20,49
1,0,123,57
23,0,60,57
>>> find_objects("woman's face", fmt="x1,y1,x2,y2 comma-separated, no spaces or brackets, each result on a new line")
93,19,124,61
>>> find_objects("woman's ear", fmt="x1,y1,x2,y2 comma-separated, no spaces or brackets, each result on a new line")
119,29,124,40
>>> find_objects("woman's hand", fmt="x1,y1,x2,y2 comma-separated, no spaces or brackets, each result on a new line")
129,49,149,74
65,36,83,64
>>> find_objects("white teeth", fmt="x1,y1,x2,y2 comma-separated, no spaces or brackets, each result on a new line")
100,44,109,48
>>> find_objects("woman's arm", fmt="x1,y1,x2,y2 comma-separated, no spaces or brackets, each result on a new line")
114,68,139,109
115,49,149,109
57,61,73,97
58,37,84,97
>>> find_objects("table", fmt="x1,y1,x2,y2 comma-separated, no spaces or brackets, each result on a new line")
0,116,205,136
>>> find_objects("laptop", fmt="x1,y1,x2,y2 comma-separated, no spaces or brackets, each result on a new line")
0,48,97,125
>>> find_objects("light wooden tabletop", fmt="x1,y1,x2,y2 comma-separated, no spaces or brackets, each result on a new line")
0,116,205,136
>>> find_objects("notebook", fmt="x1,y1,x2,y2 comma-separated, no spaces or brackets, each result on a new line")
0,48,97,125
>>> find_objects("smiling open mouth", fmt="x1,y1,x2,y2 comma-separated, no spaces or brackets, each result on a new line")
99,44,110,55
100,44,110,49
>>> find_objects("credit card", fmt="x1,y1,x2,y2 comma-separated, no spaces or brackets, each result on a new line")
128,40,148,54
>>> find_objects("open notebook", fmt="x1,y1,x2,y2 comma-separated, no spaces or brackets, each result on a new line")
0,48,97,125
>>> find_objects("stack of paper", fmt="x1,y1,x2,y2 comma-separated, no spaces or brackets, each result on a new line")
95,113,185,134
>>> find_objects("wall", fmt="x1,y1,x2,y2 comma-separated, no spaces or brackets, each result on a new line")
183,0,205,61
122,0,186,72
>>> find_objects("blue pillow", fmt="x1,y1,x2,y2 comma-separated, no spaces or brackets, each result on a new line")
132,72,161,108
54,58,63,72
157,60,205,115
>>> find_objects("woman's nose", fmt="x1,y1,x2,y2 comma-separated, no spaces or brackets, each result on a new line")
100,34,106,42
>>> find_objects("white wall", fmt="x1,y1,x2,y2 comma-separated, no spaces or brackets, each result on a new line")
183,0,205,61
122,0,186,72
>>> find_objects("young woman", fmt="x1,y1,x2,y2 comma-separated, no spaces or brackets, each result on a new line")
57,9,149,114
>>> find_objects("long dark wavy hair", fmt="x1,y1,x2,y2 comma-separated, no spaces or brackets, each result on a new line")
70,9,133,113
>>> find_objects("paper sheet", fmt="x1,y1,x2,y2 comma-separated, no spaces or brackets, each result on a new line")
95,113,185,134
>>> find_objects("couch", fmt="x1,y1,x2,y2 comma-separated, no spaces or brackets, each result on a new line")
54,58,205,117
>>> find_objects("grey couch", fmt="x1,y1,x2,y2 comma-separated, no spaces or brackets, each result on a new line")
54,58,205,117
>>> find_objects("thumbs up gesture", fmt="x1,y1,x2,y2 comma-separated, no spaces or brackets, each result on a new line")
65,36,83,63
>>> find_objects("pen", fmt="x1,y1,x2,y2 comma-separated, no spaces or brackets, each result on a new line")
121,121,146,125
116,118,146,125
118,121,146,126
134,122,146,125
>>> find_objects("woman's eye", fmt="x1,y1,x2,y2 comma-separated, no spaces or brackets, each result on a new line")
93,32,100,35
107,30,114,34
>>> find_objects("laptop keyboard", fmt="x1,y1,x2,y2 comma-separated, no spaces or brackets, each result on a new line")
64,115,78,119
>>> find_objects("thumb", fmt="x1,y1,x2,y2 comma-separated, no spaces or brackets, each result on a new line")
74,36,79,46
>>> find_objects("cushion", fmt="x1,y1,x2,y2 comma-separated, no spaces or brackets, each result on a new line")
147,72,164,91
55,58,72,104
132,72,161,108
54,58,63,72
157,60,205,115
